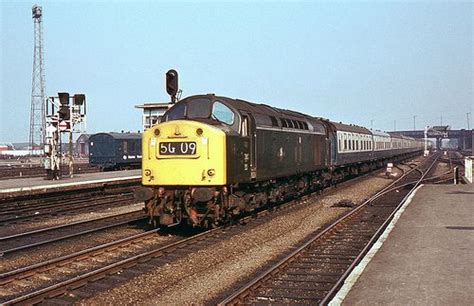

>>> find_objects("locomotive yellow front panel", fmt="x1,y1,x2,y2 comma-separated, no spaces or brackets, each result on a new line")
142,120,226,186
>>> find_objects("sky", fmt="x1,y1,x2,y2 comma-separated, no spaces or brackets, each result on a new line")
0,1,472,143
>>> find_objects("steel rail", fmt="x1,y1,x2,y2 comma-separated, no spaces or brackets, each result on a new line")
0,227,224,305
0,193,133,216
0,229,160,285
0,194,135,223
218,154,438,305
0,210,145,256
0,162,392,304
319,153,439,305
1,154,421,304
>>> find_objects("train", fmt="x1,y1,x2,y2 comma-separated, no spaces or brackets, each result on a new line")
89,132,142,170
137,94,423,228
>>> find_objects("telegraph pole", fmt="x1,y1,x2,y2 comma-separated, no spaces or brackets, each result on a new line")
413,115,416,130
467,112,471,130
29,5,46,155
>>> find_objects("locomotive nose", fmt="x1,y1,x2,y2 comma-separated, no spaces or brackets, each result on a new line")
142,120,227,186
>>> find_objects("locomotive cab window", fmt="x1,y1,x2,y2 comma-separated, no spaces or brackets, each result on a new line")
188,98,212,119
164,102,186,121
212,101,234,125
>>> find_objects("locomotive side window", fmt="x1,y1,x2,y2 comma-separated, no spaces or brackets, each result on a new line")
270,116,279,127
212,101,235,125
123,141,128,154
241,116,249,137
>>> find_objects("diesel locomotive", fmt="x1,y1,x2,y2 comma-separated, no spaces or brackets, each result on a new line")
138,94,423,228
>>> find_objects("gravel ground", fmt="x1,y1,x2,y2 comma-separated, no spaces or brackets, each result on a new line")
430,161,450,177
81,166,406,305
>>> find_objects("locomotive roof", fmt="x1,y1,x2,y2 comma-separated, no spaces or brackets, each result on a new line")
325,120,372,134
230,98,314,121
90,132,142,140
225,97,327,134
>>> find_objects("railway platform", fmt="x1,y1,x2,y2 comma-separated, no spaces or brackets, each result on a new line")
332,183,473,305
0,169,141,198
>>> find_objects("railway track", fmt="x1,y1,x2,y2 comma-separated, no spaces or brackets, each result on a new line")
0,156,420,305
218,153,440,305
0,192,136,224
0,163,99,180
0,165,392,304
0,210,146,256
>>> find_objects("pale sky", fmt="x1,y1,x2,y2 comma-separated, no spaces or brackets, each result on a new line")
1,1,472,142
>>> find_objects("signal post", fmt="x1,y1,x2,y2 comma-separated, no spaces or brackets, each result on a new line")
44,93,86,180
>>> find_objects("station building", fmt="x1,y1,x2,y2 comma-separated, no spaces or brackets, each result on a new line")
135,102,173,131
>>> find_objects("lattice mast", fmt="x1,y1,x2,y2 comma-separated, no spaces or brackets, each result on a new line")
29,4,46,154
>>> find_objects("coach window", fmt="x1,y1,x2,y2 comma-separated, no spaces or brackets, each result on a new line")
212,101,234,125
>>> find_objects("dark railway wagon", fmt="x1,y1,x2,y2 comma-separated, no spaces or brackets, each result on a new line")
89,132,142,170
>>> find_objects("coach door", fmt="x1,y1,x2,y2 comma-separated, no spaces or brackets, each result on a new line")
241,113,257,180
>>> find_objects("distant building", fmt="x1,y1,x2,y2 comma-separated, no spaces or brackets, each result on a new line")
135,102,173,131
12,143,33,150
0,143,13,152
75,134,91,157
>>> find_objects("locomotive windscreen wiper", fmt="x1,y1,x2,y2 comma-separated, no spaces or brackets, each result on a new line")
211,113,222,123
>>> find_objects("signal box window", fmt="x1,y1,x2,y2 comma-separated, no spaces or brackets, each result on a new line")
212,101,234,125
